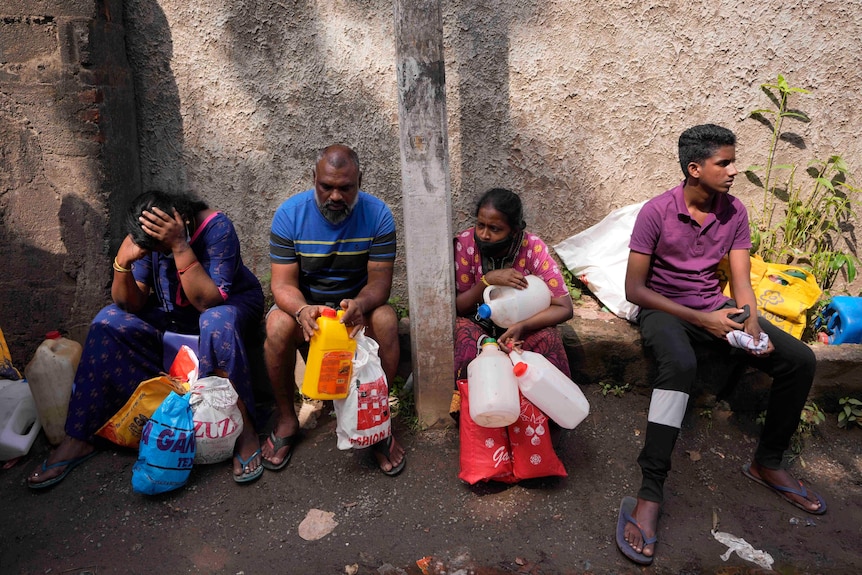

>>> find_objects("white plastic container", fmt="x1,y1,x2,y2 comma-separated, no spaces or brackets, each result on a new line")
0,379,41,460
24,331,82,445
510,349,590,429
477,274,552,327
467,339,520,428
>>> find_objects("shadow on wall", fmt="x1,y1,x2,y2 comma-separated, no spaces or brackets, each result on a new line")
125,0,405,282
453,1,513,226
123,0,185,197
0,137,107,364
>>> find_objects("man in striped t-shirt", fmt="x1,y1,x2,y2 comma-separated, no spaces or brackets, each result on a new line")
262,144,406,476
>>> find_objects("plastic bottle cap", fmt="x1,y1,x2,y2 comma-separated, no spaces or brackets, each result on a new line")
321,307,337,318
513,362,528,376
45,331,61,340
476,304,492,319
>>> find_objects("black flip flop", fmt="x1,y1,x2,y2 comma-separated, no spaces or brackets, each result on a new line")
371,435,406,476
261,431,300,471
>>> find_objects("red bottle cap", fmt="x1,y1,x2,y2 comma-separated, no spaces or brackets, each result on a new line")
45,331,61,340
321,307,337,318
513,362,528,376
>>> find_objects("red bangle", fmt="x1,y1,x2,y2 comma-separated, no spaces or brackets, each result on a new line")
178,260,200,275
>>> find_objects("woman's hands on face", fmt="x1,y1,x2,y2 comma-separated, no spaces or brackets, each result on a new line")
139,206,187,252
484,268,528,289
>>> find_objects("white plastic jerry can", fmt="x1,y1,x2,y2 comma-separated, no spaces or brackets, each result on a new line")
510,349,589,429
467,339,520,428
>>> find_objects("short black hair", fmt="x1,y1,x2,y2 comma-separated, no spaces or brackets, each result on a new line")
475,188,526,231
125,190,208,251
678,124,736,178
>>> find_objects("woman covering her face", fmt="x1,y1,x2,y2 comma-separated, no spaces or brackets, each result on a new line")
28,190,267,488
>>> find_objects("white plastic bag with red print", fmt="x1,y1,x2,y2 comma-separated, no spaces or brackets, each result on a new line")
334,331,392,450
508,393,567,480
188,375,243,464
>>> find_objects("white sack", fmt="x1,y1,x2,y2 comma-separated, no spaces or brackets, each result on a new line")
554,201,646,322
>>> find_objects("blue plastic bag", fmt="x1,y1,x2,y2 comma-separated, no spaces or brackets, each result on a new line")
132,390,196,495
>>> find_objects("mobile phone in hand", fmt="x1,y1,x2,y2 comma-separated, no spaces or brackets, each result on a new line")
728,304,750,324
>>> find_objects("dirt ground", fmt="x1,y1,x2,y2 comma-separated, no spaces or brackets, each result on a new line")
2,373,861,575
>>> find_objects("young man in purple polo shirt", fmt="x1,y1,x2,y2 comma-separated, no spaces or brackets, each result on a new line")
616,124,826,566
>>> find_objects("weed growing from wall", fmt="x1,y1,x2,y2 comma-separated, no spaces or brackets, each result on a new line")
745,74,860,292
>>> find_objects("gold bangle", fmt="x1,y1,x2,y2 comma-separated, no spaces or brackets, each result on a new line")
481,275,490,287
113,257,132,273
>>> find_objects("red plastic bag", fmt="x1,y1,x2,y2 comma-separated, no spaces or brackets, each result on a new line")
508,393,567,480
169,345,199,383
457,379,516,485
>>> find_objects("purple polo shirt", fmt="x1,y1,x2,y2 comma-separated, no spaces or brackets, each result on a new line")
629,181,752,312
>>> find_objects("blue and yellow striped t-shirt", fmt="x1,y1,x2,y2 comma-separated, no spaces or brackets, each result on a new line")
269,190,396,304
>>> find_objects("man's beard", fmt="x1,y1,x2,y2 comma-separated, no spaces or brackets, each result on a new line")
317,194,359,225
320,201,352,224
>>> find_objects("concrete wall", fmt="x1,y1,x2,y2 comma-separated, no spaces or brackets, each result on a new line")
0,0,140,363
2,0,861,362
125,0,861,287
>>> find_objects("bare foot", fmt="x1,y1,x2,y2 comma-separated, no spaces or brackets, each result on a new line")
27,437,95,486
746,461,824,513
261,412,300,467
623,498,659,558
372,434,405,474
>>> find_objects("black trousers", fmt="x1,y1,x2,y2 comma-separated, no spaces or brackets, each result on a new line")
636,304,816,503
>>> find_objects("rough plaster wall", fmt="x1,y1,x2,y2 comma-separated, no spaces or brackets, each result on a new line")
126,0,862,305
0,1,140,362
447,0,862,251
125,0,403,290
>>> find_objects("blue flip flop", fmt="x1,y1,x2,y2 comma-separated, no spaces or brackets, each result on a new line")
28,451,97,490
615,496,656,565
742,464,827,515
233,449,264,484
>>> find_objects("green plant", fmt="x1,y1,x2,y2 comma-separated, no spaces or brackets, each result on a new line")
387,296,410,320
560,266,583,301
790,401,826,462
599,381,630,397
745,74,860,291
699,408,713,431
797,401,826,435
838,397,862,429
388,374,420,431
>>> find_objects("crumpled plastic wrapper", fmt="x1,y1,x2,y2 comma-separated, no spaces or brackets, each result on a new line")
712,530,774,570
726,330,770,352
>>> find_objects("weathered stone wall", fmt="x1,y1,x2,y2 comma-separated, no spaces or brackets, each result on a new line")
0,0,140,362
125,0,861,292
2,0,860,362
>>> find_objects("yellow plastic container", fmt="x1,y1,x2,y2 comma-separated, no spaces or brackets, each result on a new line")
301,308,356,400
24,331,82,445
